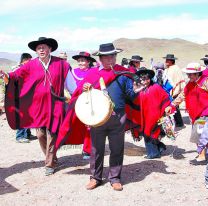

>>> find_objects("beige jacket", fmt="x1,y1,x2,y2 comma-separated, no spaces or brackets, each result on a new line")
164,64,185,98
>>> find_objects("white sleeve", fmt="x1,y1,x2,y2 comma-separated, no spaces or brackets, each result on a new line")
64,70,77,95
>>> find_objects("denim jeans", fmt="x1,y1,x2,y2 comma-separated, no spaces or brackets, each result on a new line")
16,128,31,140
144,139,161,158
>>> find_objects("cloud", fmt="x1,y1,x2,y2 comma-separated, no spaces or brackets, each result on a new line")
50,14,208,50
0,14,208,52
81,16,97,22
0,0,207,14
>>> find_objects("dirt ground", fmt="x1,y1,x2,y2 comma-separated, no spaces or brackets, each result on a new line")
0,110,207,206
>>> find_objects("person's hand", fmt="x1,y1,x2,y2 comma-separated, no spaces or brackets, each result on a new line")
83,82,92,92
165,106,172,115
0,70,9,84
65,96,71,103
0,70,5,78
133,82,144,93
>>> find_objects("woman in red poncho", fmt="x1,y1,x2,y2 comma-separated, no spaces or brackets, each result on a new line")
135,67,173,159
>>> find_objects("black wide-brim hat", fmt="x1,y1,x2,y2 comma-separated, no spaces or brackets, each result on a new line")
200,54,208,60
28,37,58,52
163,54,178,60
72,51,96,62
135,67,155,79
129,55,143,62
92,43,123,56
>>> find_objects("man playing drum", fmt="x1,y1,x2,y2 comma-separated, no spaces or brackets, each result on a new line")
55,43,143,191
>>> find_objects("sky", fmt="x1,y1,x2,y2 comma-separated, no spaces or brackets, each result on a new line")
0,0,208,53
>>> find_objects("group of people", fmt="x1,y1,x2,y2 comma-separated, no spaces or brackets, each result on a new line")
0,36,208,191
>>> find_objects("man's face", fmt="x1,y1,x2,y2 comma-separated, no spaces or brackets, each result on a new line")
99,54,116,69
36,44,51,60
165,59,174,68
187,73,200,82
132,61,140,68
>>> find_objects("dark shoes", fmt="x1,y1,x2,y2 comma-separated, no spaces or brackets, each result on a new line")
16,138,30,143
158,142,166,154
111,182,123,191
144,154,161,159
86,178,101,190
189,159,207,165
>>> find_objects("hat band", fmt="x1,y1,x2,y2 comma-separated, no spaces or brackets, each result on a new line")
98,49,119,54
186,67,201,71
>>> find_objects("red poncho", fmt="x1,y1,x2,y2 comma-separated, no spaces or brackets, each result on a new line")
128,83,172,140
5,56,69,134
55,65,140,150
185,75,208,123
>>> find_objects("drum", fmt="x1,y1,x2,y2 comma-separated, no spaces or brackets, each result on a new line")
75,88,114,127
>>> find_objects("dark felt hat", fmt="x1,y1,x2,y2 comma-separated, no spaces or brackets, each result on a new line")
28,37,58,52
92,43,123,56
72,51,96,62
135,67,155,79
163,54,178,60
200,54,208,60
129,55,143,62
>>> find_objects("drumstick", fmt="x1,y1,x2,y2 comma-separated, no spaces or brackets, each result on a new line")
89,88,94,116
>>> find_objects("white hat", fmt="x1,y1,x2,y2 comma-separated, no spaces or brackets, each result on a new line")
182,63,206,74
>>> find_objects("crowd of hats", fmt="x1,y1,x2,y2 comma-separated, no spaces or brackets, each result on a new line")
28,37,208,75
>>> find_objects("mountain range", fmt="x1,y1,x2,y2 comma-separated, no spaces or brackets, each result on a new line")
113,38,208,68
1,38,208,71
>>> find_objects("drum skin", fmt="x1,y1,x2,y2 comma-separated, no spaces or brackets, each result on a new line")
75,89,113,127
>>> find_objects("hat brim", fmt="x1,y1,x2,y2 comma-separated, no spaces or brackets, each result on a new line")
129,59,143,62
200,57,208,60
92,49,123,56
182,67,206,74
72,55,96,62
136,69,155,79
28,38,58,52
163,57,178,60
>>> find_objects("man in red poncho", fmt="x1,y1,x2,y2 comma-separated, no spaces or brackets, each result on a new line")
0,37,76,176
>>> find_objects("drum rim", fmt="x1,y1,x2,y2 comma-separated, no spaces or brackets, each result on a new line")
75,88,114,127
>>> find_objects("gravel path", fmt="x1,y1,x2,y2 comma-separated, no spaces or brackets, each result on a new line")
0,111,207,206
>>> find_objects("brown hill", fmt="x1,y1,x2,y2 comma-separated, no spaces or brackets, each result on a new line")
113,38,208,68
0,58,17,72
